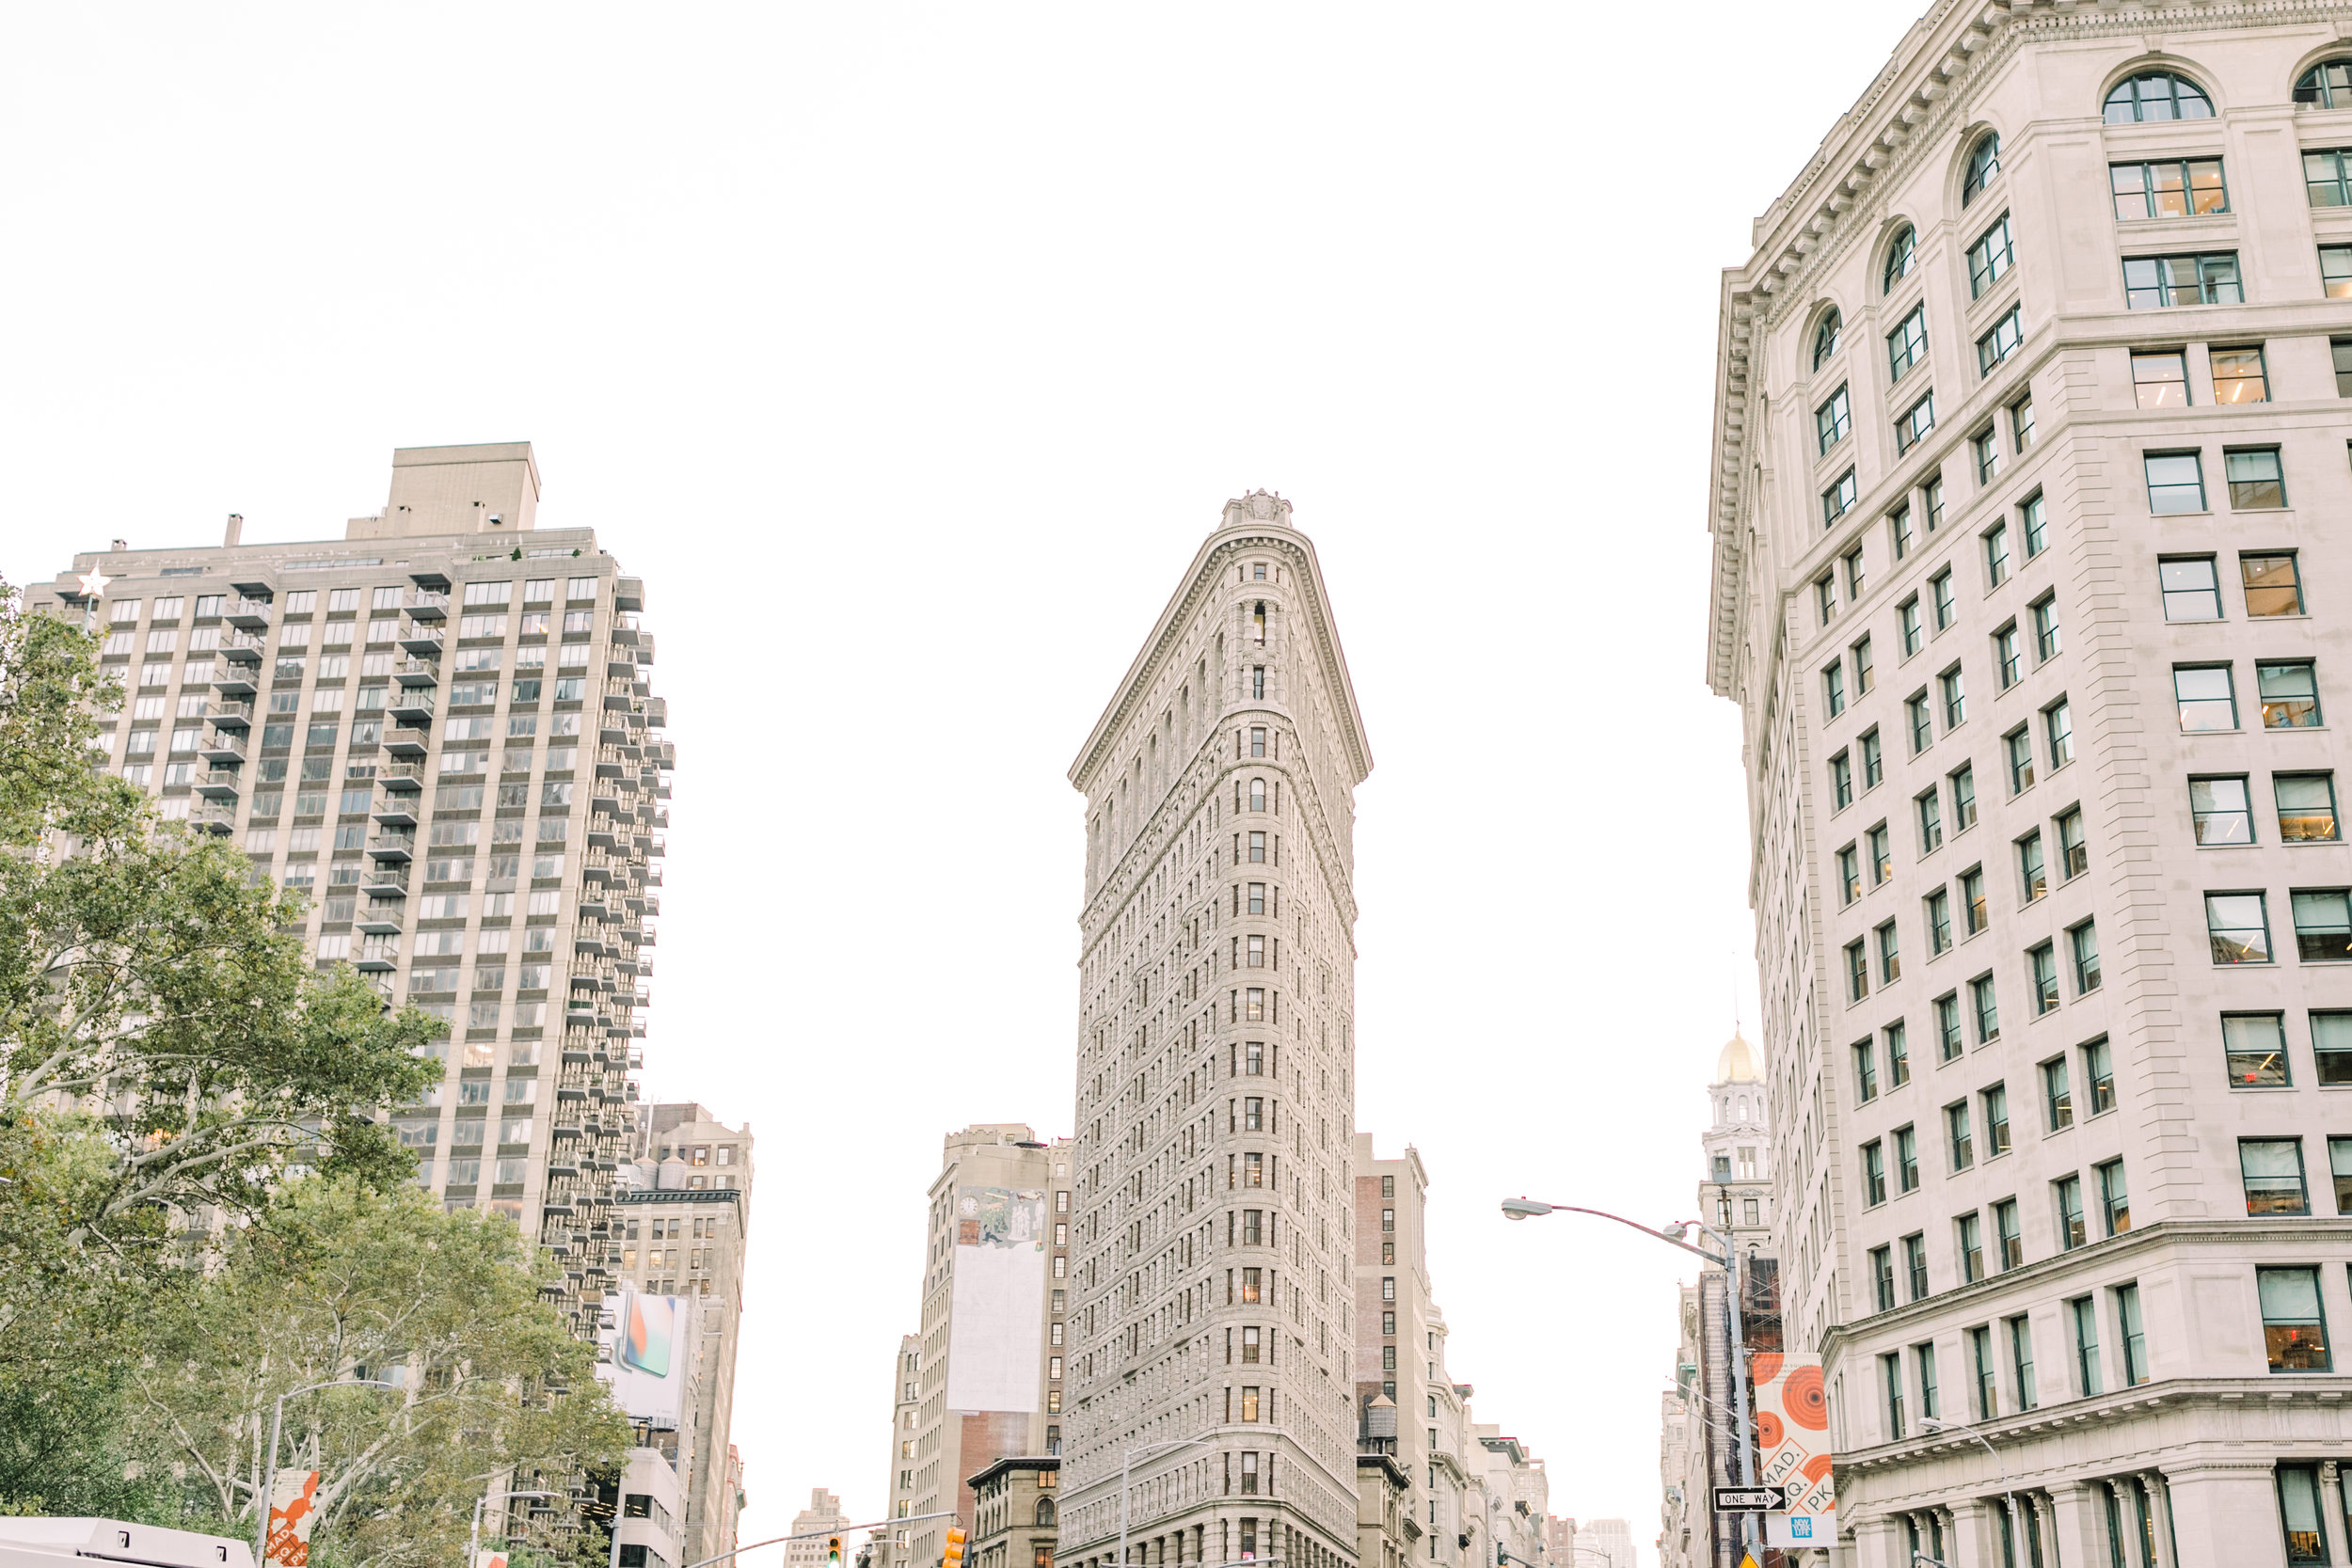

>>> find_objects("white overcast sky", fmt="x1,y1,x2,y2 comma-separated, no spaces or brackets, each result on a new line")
1,4,1921,1553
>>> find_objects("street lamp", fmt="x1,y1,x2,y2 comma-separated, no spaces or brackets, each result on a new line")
251,1378,397,1568
1119,1434,1218,1568
1500,1197,1759,1552
1917,1416,2017,1558
468,1490,555,1568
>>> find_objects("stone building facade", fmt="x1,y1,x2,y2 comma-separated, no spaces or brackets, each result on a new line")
31,442,667,1340
970,1458,1061,1568
882,1125,1074,1568
1056,492,1373,1568
1707,4,2352,1562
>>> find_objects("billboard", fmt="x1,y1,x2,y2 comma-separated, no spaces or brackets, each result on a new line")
597,1288,698,1425
942,1184,1048,1414
1752,1352,1834,1547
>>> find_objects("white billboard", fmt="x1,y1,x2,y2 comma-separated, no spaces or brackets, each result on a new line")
942,1184,1047,1414
598,1288,698,1426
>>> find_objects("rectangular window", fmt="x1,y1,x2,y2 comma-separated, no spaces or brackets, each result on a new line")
1982,1084,2010,1156
2280,1465,2330,1566
2242,552,2304,616
1947,1100,1975,1171
2319,1013,2352,1086
1936,993,1964,1060
2174,664,2237,731
2293,889,2352,962
1985,523,2011,590
2032,594,2059,660
1941,666,1966,729
1838,845,1861,905
1915,1340,1940,1417
1882,1352,1906,1438
1871,1245,1896,1313
2326,244,2352,298
2008,1313,2037,1408
2042,1055,2073,1130
2071,920,2101,993
1891,505,1915,561
2058,807,2088,878
1846,939,1869,1003
2008,728,2036,795
1951,764,1978,832
1863,1140,1887,1205
2029,942,2059,1014
2259,1267,2331,1371
2210,344,2269,404
2057,1177,2088,1253
2145,451,2206,514
1927,474,1945,531
2335,337,2352,396
2013,397,2033,451
2317,147,2352,206
1896,391,1936,453
1878,920,1901,984
2331,1135,2352,1211
1932,568,1955,630
1918,788,1944,854
1861,725,1882,785
2207,893,2273,964
2225,447,2287,509
2071,1294,2103,1394
2112,157,2228,218
1908,691,1933,753
1832,752,1853,810
2045,700,2073,769
1995,1198,2024,1272
1958,1213,1984,1284
1888,306,1928,382
2241,1138,2310,1215
1868,823,1891,885
1977,308,2023,373
1817,386,1852,453
1904,1235,1930,1302
1855,1039,1879,1102
2021,492,2047,558
2132,349,2189,407
1846,548,1867,602
2224,1012,2290,1086
1967,214,2014,297
1896,1124,1919,1192
1972,425,2003,484
2259,660,2321,728
1887,1021,1912,1087
1971,973,2000,1043
2116,1283,2147,1386
1961,863,1987,935
2160,555,2221,620
2122,251,2242,308
1824,469,1858,528
1817,575,1836,626
1823,661,1846,718
1899,595,1923,657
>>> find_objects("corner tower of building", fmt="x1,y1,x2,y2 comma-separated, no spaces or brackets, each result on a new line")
1059,491,1372,1568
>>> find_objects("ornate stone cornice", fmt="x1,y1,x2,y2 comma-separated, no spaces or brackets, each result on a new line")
1704,0,2352,698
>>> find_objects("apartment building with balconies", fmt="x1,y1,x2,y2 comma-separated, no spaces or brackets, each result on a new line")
1708,6,2352,1562
1057,492,1372,1568
32,442,671,1338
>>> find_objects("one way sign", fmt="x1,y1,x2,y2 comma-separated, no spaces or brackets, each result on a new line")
1712,1488,1782,1512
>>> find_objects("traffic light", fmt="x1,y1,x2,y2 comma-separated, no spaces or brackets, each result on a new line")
827,1539,842,1568
943,1528,967,1568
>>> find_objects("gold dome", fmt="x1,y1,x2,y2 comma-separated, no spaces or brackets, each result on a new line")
1715,1032,1759,1084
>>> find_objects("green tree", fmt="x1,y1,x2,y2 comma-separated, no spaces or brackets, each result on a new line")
126,1177,628,1568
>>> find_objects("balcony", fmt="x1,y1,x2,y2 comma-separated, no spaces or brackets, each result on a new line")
370,787,418,827
225,596,272,630
400,625,445,657
645,833,666,858
207,698,253,729
377,760,424,792
388,689,435,724
367,830,415,862
192,800,237,834
195,768,241,800
199,727,246,764
212,661,259,699
405,590,449,621
396,655,440,688
356,942,400,973
362,863,410,895
357,898,405,933
383,725,430,758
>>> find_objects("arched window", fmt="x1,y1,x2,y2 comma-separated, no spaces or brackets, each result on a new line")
1249,779,1266,812
1812,309,1842,370
1963,134,2000,205
1035,1499,1057,1528
2105,71,2213,124
1883,226,1918,293
2296,57,2352,107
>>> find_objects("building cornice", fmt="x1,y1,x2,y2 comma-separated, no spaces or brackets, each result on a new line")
1704,0,2352,698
